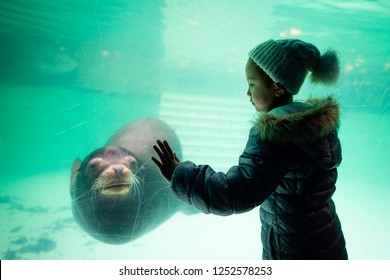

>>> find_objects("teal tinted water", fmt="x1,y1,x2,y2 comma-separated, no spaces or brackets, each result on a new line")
0,0,389,259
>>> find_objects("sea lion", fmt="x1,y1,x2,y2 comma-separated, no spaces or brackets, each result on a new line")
70,118,183,244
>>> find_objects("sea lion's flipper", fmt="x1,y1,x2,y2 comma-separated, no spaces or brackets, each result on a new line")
70,158,82,193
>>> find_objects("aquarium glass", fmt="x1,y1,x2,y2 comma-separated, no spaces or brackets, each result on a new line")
0,0,389,259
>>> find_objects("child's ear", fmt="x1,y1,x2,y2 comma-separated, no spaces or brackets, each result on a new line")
274,83,285,97
70,158,82,193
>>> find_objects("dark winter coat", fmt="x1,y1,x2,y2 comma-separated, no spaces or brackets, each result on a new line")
171,96,348,260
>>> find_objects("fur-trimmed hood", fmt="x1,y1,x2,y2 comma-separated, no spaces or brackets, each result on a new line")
253,95,340,146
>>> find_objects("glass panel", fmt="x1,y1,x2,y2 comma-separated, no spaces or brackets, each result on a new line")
0,0,389,260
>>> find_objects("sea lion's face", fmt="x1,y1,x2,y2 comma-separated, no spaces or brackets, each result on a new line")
70,146,145,244
75,146,139,198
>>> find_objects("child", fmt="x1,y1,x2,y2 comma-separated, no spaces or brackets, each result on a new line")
151,39,348,260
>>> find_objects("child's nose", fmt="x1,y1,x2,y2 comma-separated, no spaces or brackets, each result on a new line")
247,89,251,97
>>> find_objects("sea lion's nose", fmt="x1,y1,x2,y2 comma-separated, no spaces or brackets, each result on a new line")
113,166,124,178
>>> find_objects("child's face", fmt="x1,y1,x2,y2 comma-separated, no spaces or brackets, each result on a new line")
245,59,277,112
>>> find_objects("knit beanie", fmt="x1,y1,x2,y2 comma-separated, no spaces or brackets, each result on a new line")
248,39,340,95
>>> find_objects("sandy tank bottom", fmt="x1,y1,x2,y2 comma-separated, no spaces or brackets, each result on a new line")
0,167,389,260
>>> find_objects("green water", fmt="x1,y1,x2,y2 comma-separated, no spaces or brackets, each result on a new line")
0,0,389,259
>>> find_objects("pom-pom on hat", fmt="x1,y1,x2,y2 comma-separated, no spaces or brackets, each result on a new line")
248,39,340,95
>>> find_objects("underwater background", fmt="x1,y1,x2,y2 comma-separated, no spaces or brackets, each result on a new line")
0,0,389,259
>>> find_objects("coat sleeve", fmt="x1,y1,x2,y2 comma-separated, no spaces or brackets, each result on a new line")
170,128,288,216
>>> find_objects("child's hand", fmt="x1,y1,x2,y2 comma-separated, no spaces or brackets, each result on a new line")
151,140,181,183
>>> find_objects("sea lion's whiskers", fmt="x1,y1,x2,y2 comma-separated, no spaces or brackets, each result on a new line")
90,177,108,209
90,177,104,193
131,190,142,240
128,174,142,199
138,185,172,206
130,172,145,240
89,178,103,209
134,161,148,176
88,172,142,199
72,191,91,204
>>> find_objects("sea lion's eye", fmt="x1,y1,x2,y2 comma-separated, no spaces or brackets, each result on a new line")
130,160,138,171
87,158,103,172
124,155,138,171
